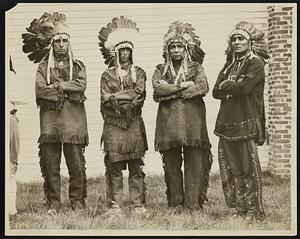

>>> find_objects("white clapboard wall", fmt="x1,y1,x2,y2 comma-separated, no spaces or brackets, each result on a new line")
6,3,269,182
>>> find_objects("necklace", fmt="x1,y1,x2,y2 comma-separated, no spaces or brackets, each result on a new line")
57,61,65,69
54,54,69,69
55,60,69,69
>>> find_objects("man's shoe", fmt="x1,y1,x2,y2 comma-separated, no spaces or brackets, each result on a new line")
255,211,267,222
134,206,147,214
244,212,255,224
173,205,184,215
231,209,246,219
47,208,57,216
245,211,266,223
106,205,122,215
71,201,85,212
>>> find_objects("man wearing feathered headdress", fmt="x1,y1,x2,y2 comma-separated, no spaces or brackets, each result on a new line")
22,12,89,215
212,21,269,222
152,21,212,211
98,16,148,214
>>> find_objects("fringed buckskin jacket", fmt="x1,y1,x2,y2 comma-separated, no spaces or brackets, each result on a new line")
100,66,148,162
212,54,266,145
152,61,211,152
35,59,89,146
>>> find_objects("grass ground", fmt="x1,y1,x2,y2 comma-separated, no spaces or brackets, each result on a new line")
9,171,291,232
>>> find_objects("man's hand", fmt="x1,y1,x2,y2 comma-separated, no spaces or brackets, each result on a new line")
237,75,245,84
159,80,168,85
180,81,195,89
49,82,60,89
132,94,144,106
219,79,235,90
100,94,111,104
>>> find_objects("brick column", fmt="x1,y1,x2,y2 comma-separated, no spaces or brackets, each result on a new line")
267,6,293,176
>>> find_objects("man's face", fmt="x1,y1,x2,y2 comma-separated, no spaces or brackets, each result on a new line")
231,34,250,54
118,47,132,64
169,42,185,61
53,35,69,56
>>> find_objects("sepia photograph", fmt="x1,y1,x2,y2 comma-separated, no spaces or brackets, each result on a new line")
5,2,297,236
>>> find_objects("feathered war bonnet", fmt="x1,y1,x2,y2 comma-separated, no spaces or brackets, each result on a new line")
98,16,140,84
22,12,74,84
225,21,269,63
162,21,205,81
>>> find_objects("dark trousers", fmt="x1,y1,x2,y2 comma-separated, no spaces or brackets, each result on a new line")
218,138,265,216
105,156,146,208
161,146,211,210
39,143,87,211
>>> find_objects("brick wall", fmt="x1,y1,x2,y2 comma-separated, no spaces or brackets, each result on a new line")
267,6,293,176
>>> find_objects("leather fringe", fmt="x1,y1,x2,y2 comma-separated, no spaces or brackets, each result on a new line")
161,152,171,206
155,139,211,152
102,107,142,130
38,144,51,209
160,149,213,209
103,115,132,129
38,134,89,146
104,154,114,206
108,151,146,163
103,139,147,155
36,93,86,111
81,147,87,206
36,99,64,111
198,150,213,208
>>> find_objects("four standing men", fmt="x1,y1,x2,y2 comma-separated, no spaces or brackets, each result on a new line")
20,13,268,220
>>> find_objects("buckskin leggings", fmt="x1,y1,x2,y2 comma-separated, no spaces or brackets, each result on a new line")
160,146,211,210
218,138,265,216
104,156,146,208
39,143,87,211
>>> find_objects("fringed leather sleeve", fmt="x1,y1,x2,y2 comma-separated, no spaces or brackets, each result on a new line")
118,67,147,118
100,67,146,129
